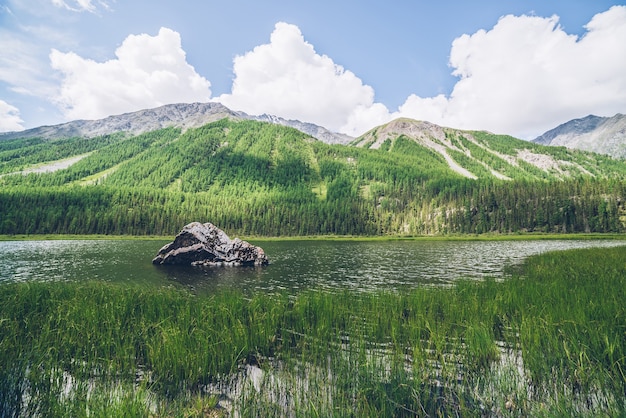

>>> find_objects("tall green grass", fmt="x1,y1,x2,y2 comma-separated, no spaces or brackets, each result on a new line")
1,246,624,416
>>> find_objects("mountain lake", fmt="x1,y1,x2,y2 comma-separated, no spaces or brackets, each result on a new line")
2,238,625,293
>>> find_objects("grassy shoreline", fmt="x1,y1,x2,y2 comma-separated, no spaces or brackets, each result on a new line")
1,232,625,242
0,234,173,241
1,246,625,416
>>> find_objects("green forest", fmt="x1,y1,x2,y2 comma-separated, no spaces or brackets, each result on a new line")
1,118,626,236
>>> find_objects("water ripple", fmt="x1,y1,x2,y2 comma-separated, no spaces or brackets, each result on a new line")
0,239,624,294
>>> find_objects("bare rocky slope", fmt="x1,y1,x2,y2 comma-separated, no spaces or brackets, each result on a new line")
533,114,626,158
245,113,353,144
0,102,353,145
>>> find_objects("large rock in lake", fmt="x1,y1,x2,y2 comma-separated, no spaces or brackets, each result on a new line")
152,222,269,266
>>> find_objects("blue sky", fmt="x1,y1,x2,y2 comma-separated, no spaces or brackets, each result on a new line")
1,0,625,139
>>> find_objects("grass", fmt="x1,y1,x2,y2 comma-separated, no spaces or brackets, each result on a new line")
76,163,121,186
0,234,173,241
1,246,625,416
2,232,626,242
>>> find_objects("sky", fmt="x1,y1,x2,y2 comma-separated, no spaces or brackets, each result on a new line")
0,1,625,139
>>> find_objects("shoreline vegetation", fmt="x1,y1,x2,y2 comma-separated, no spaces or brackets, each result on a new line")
1,246,625,416
1,232,625,242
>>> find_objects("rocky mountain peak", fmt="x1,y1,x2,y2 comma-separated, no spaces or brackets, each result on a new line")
354,118,448,149
0,102,237,141
0,102,353,145
533,114,626,158
239,112,353,144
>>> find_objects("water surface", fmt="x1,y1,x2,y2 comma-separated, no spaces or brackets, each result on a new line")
0,239,623,293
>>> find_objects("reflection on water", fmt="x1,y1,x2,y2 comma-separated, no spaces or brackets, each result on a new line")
0,239,624,293
0,240,164,286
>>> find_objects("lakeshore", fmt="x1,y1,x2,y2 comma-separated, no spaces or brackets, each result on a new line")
1,244,624,416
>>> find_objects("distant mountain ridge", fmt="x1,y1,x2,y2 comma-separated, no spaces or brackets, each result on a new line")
352,117,622,181
0,102,353,145
245,113,353,144
0,102,235,141
533,114,626,158
7,104,626,157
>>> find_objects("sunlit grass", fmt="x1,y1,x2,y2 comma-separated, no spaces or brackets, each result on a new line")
2,232,626,241
76,163,121,186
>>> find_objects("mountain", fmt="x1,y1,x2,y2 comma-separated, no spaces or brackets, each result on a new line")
0,102,237,141
353,118,624,181
244,113,352,144
533,114,626,158
0,102,353,145
2,117,626,236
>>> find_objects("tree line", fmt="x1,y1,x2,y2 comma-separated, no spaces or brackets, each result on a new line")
1,119,625,236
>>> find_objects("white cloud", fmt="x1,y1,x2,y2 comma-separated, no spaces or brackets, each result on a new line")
0,100,24,132
51,0,109,13
0,3,70,98
218,22,379,133
50,27,212,121
0,26,64,101
0,33,43,90
1,4,14,15
218,9,626,139
31,6,626,137
340,103,393,136
387,5,626,139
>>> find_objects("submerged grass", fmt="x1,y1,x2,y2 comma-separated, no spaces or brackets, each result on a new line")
1,246,625,416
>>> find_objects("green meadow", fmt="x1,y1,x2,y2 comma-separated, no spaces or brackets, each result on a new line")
1,245,625,417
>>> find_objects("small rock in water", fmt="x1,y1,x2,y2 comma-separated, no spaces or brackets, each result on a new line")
152,222,269,266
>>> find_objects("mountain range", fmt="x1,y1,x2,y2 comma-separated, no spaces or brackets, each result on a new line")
2,103,625,184
4,103,626,159
0,102,353,145
2,102,626,236
353,117,626,181
533,114,626,158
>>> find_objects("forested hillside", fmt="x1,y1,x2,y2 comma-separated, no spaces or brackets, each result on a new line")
1,118,626,236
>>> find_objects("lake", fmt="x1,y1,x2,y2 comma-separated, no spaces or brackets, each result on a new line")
1,238,624,293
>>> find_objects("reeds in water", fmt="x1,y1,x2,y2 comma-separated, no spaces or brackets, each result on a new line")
1,246,624,416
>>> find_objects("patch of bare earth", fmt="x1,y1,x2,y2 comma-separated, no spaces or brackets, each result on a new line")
21,154,90,174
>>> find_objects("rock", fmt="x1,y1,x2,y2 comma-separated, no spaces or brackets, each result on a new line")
152,222,269,266
0,101,354,145
532,113,626,158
